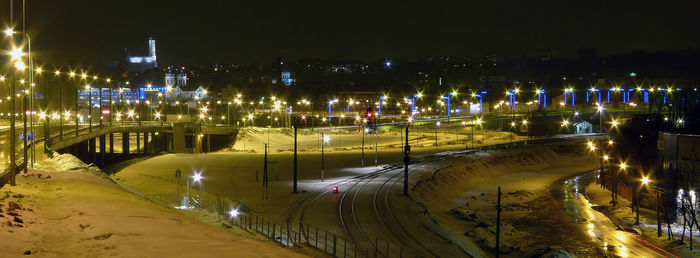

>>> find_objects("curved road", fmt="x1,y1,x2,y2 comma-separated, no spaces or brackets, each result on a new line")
556,172,678,257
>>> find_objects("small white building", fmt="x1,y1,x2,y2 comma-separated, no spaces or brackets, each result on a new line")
168,86,208,100
574,120,594,134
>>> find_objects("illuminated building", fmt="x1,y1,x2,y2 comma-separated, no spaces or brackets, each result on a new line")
125,37,158,72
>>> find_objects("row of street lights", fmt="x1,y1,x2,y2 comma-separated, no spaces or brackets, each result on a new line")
587,139,650,225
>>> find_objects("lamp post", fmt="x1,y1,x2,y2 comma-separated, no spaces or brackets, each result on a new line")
227,101,231,126
36,68,47,145
22,80,28,171
86,84,92,132
56,70,64,139
434,121,440,152
107,78,113,126
9,58,22,183
509,121,516,145
597,104,604,134
361,126,368,167
321,133,329,182
6,29,33,171
77,72,87,136
613,161,628,206
185,171,203,207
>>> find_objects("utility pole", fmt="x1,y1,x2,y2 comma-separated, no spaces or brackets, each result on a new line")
434,123,438,152
75,83,79,136
9,65,16,185
657,190,661,237
496,186,502,258
58,73,63,139
403,126,410,196
42,72,48,153
374,124,378,166
635,186,639,225
361,125,365,167
293,125,298,193
263,143,268,200
23,78,27,172
321,131,325,182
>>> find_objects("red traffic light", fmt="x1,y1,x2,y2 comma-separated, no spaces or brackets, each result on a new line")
333,186,339,193
404,145,411,155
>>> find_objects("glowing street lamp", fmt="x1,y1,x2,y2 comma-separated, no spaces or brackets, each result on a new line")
191,171,204,183
619,162,628,170
228,208,239,218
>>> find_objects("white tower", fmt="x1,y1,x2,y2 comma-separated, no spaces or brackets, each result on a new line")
165,71,175,87
148,37,157,67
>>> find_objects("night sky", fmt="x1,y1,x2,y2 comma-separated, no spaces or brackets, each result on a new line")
7,0,700,66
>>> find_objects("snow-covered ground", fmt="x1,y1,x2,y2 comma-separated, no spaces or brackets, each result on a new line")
409,141,605,256
0,151,310,257
112,127,530,223
229,126,527,153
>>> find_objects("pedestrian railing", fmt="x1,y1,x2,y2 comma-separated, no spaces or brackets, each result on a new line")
138,189,427,258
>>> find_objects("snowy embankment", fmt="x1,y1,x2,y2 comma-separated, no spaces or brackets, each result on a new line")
410,142,599,256
0,152,308,257
228,126,528,154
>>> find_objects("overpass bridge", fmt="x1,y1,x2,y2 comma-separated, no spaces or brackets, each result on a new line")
44,122,237,168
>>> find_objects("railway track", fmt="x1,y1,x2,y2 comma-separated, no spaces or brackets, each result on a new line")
285,134,596,256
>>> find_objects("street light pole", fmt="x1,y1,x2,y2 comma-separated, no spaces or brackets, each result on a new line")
361,125,365,167
108,79,113,126
321,131,325,182
87,85,92,132
57,71,63,139
374,124,378,166
471,121,474,149
9,68,16,184
22,78,27,172
434,121,439,152
75,80,79,136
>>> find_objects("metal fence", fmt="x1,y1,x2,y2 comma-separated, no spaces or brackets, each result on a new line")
142,190,426,258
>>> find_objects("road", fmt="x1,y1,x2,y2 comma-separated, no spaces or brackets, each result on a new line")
555,172,678,257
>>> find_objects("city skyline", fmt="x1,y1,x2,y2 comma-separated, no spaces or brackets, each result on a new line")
6,0,699,66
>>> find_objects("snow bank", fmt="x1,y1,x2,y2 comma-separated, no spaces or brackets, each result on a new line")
229,126,529,154
410,142,598,256
0,155,309,257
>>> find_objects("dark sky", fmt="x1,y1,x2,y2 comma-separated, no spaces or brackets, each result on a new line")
7,0,700,67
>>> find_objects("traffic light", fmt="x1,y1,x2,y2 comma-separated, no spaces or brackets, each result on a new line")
404,145,411,155
365,107,373,119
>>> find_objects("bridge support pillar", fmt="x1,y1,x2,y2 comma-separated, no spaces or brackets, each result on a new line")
144,132,149,154
79,141,87,162
151,132,157,153
165,133,172,152
193,123,202,154
109,133,114,163
122,132,129,160
88,138,96,165
206,134,211,153
136,132,141,154
173,123,187,153
99,135,106,167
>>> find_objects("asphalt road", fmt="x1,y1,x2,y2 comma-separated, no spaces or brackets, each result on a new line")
556,172,677,258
